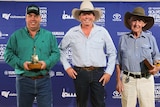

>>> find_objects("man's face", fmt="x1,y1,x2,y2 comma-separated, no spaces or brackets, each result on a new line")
26,13,41,31
129,16,146,33
79,11,95,26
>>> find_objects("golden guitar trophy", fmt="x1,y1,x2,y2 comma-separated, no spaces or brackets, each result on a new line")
28,46,42,70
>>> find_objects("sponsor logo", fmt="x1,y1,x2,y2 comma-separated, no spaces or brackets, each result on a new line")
155,83,160,102
0,31,9,39
62,10,74,20
95,7,105,27
0,44,6,62
112,13,122,21
40,7,47,27
112,90,121,99
1,91,17,98
1,7,47,27
4,70,16,78
52,31,64,38
62,88,76,98
49,70,64,77
2,13,25,20
2,13,11,20
117,32,129,36
148,7,160,27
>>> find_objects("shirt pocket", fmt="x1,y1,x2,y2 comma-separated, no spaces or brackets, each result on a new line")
39,44,50,59
71,39,82,50
141,44,152,58
89,39,104,49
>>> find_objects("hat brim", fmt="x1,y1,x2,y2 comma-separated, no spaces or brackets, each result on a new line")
124,12,154,30
72,8,102,22
27,10,39,15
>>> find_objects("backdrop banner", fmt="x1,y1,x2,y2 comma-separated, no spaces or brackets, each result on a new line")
0,1,160,107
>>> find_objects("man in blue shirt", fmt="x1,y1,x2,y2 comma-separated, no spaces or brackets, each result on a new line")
4,4,60,107
116,7,160,107
59,1,117,107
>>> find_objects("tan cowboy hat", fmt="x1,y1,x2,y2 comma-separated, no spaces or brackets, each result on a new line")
124,7,154,30
72,0,102,22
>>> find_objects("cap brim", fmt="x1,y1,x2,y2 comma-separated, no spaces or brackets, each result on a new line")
27,10,39,15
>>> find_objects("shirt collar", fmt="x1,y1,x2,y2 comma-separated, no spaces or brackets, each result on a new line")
128,31,146,38
77,24,100,32
25,27,41,33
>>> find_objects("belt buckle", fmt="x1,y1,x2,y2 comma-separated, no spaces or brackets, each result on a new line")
30,75,43,80
29,73,48,80
86,67,91,71
30,77,37,80
83,66,95,71
85,67,92,71
133,74,141,79
133,74,136,79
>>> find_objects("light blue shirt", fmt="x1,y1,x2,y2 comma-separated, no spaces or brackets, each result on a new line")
117,31,160,73
59,24,117,75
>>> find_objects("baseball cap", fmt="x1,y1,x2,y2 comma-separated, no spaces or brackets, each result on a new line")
26,4,40,15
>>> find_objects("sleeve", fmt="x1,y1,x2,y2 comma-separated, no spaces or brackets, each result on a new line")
150,35,160,61
4,32,25,69
116,36,122,65
58,30,72,70
104,28,117,75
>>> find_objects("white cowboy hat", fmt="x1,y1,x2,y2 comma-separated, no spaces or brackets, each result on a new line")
72,0,102,22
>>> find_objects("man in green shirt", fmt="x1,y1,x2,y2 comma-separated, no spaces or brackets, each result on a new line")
4,4,60,107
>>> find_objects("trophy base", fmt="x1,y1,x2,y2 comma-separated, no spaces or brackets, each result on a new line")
28,63,42,70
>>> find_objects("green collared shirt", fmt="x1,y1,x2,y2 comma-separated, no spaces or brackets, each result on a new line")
4,27,60,76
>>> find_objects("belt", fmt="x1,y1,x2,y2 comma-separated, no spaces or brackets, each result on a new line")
123,71,150,79
74,66,102,71
21,73,49,80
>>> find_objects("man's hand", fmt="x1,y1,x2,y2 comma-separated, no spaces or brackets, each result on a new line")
99,73,111,86
116,79,124,93
66,67,77,79
149,65,160,75
23,61,31,70
38,61,46,70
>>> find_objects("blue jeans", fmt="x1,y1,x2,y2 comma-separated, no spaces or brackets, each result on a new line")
73,67,106,107
16,74,53,107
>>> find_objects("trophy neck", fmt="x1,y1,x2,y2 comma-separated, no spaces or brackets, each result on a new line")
33,46,36,55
